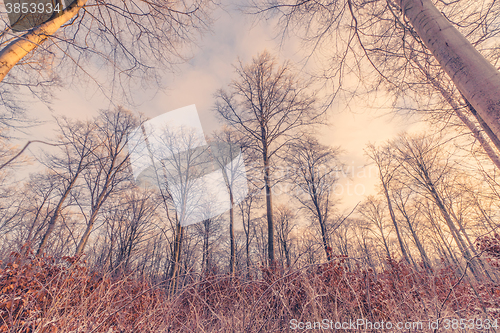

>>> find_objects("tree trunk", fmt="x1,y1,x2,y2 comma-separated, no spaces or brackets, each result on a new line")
37,174,79,255
202,219,209,274
0,0,87,81
318,218,331,261
262,135,275,267
27,193,50,250
283,238,291,268
398,205,432,273
310,181,332,261
382,183,410,264
169,223,183,296
412,59,500,170
400,0,500,143
244,214,251,278
75,184,110,256
75,208,98,256
229,191,236,275
426,179,484,281
380,228,392,261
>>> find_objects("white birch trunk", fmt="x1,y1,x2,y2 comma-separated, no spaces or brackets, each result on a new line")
399,0,500,141
0,0,86,81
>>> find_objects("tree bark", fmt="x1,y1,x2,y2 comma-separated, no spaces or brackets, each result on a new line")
202,219,210,273
37,173,79,255
169,222,184,296
262,135,275,267
75,203,102,256
229,191,236,275
0,0,87,81
241,200,252,278
382,182,410,264
310,180,332,262
400,0,500,143
412,59,500,170
397,202,432,273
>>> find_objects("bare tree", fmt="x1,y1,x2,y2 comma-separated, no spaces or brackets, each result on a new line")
391,133,490,281
366,144,410,264
210,129,248,275
37,117,98,255
238,188,261,277
358,196,394,261
289,136,341,261
274,204,295,268
0,0,214,105
252,0,500,167
215,51,323,266
105,189,159,273
390,184,433,273
139,123,213,292
74,108,138,256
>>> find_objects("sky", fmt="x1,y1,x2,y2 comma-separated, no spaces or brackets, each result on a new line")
13,1,423,212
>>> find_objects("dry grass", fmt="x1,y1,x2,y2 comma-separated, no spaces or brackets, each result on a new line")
1,250,499,332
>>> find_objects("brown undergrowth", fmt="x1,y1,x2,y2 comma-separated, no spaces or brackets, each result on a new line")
1,243,500,332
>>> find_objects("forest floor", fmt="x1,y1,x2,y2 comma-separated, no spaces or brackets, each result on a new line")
1,247,500,332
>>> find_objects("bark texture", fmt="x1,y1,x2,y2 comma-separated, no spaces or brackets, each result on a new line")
400,0,500,142
0,0,86,81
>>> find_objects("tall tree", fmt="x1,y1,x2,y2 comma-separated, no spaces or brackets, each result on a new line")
358,196,394,261
392,133,488,281
210,129,248,275
289,136,341,261
396,0,500,142
215,51,323,266
75,108,138,256
366,144,410,265
253,0,500,167
238,188,260,277
144,125,211,293
0,0,213,94
274,204,296,268
37,117,98,255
